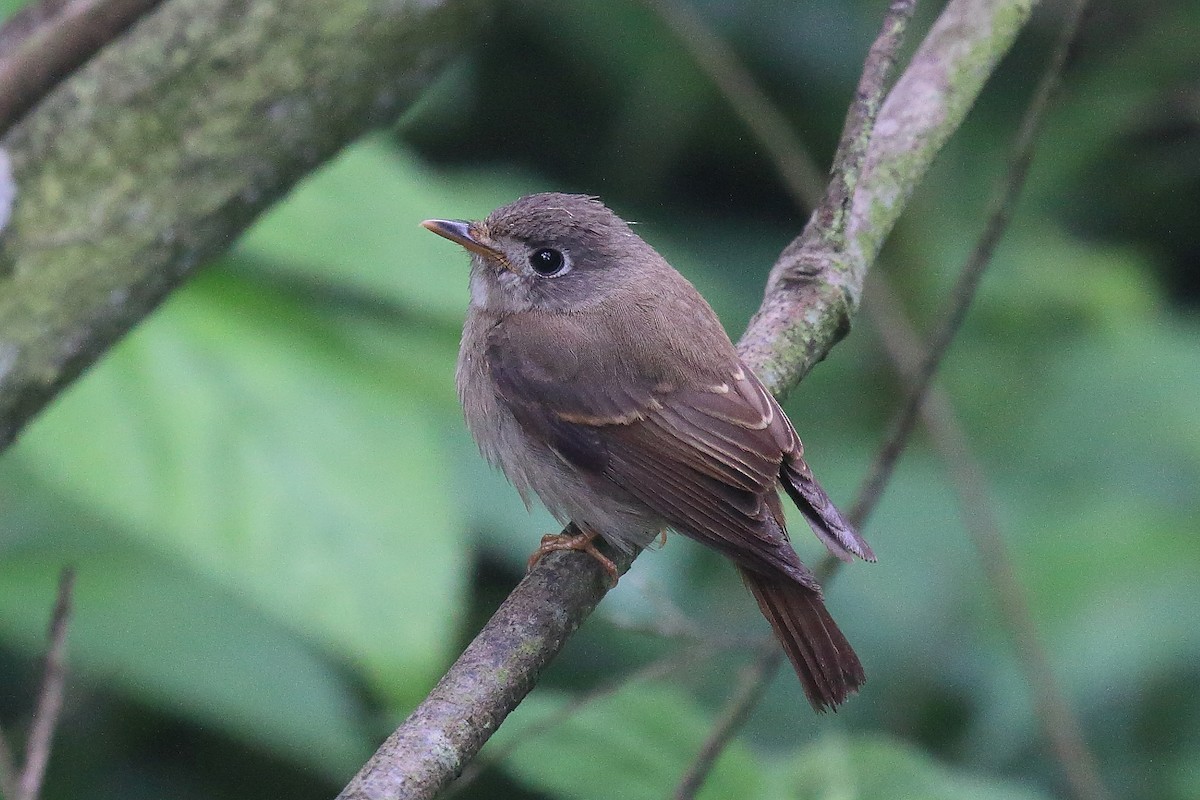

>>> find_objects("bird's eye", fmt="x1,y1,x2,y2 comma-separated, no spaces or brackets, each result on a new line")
529,247,566,276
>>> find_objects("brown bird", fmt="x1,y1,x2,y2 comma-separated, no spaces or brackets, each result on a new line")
423,193,874,710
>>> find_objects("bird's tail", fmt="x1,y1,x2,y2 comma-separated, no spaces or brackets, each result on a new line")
739,566,865,711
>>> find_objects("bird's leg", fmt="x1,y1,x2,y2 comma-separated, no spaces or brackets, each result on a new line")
528,523,620,586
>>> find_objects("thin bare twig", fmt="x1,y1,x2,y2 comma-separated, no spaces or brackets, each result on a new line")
866,279,1111,800
448,643,716,797
643,0,826,212
849,0,1092,526
7,568,75,800
672,645,783,800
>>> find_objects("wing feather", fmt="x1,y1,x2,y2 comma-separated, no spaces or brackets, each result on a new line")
485,321,871,578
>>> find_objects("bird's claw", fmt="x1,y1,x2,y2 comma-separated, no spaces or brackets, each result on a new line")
528,527,620,587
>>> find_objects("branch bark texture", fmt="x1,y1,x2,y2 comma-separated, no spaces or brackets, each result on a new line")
0,0,483,449
739,0,1036,397
338,547,636,800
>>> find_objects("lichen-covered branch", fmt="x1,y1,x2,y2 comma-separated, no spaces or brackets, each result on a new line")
337,546,637,800
0,0,484,450
738,0,1036,398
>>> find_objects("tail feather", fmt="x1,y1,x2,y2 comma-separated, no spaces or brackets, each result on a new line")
740,566,865,711
781,458,876,563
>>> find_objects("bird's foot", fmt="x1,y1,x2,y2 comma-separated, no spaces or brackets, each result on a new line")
528,526,620,587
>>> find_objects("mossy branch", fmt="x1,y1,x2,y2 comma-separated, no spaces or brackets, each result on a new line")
739,0,1036,397
0,0,484,449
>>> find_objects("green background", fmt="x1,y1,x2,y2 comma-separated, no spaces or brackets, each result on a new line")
1,1,1197,798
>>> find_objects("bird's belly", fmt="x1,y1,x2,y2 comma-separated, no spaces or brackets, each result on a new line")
457,344,659,551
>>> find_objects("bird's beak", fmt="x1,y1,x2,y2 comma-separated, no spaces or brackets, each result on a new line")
421,218,505,262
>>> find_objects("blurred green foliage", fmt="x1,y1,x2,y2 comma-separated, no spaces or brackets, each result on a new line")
2,0,1199,798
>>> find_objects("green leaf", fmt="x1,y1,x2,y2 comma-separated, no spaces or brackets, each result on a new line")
765,734,1054,800
995,323,1200,709
11,267,465,703
235,136,538,323
488,683,763,800
0,466,369,776
0,1,29,21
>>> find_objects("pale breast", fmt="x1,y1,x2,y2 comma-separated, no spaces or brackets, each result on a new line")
456,309,660,551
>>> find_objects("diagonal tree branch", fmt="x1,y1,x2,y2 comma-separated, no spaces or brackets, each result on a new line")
338,1,1036,798
849,0,1091,526
447,643,715,798
0,0,485,452
738,0,1037,398
647,0,1104,792
15,568,75,800
642,0,826,213
865,276,1111,800
668,0,1102,792
671,644,782,800
0,568,76,800
0,0,164,137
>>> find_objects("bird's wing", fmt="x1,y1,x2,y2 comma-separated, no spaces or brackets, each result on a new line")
486,329,870,585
